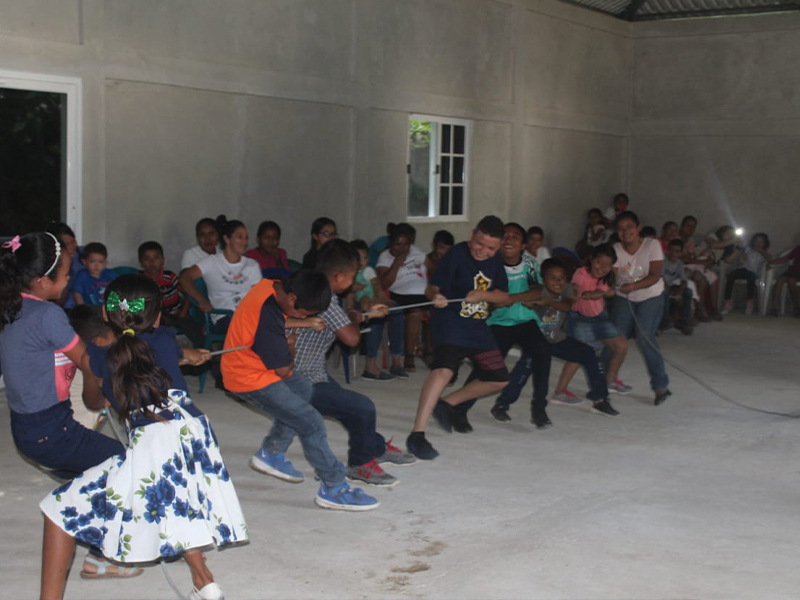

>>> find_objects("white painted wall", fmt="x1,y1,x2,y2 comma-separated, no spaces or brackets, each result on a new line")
629,13,800,252
0,0,632,267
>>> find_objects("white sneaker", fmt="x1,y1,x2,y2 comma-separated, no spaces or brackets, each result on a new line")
189,582,224,600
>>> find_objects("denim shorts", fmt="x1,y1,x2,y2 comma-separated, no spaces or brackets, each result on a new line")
567,311,620,344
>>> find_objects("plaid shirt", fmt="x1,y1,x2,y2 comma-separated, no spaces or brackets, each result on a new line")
290,296,351,384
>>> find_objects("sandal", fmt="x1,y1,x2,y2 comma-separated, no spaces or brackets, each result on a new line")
80,555,144,579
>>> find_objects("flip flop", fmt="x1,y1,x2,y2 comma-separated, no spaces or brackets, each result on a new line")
80,555,144,579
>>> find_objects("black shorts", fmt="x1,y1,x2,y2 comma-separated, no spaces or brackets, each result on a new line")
390,293,428,307
431,344,510,382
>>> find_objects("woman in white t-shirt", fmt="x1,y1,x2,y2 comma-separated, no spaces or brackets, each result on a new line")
608,211,670,406
377,223,427,372
179,215,261,334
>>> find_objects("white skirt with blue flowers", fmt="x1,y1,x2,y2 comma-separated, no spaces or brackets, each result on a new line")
40,390,248,563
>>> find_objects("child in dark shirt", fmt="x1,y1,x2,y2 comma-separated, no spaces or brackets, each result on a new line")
138,241,205,348
406,216,511,461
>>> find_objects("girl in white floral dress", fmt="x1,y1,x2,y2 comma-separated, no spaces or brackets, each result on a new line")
40,274,247,600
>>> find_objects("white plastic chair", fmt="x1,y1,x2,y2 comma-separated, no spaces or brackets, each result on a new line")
760,247,793,316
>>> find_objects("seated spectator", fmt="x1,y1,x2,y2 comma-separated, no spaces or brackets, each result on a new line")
138,240,204,348
302,217,338,270
245,220,290,276
662,239,694,335
768,242,800,317
524,226,551,265
722,233,771,315
180,216,261,335
424,230,455,280
46,222,84,308
577,208,607,260
377,223,427,373
72,243,117,306
659,221,679,254
602,193,630,226
347,240,405,380
181,217,218,271
680,215,721,322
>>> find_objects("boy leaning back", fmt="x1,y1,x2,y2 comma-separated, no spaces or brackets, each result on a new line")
406,216,511,460
221,270,379,511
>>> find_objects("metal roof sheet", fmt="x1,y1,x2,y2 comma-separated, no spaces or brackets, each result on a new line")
557,0,800,20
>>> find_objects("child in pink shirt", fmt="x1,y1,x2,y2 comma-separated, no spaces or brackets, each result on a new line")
550,244,631,404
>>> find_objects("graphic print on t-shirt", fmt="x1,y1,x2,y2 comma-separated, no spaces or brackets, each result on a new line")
460,271,491,320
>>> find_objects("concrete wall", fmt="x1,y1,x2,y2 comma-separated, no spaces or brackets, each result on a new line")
0,0,631,266
629,13,800,251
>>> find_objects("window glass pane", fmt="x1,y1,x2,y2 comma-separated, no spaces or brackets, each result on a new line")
441,124,451,153
452,186,464,215
453,125,465,154
439,186,450,216
441,157,451,184
407,120,431,217
0,88,65,235
453,156,464,184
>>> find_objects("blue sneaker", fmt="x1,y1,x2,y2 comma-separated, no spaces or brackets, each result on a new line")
249,449,304,483
314,480,379,511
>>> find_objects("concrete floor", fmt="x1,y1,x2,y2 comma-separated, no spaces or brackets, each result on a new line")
2,313,799,600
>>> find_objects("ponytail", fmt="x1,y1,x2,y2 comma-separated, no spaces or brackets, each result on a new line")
106,335,170,424
0,232,62,331
103,274,170,424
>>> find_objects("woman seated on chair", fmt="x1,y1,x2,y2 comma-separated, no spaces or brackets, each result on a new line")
179,215,262,335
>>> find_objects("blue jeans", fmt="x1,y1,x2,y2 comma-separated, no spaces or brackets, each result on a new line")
364,312,404,359
235,373,345,486
605,295,669,391
308,376,386,467
499,336,609,405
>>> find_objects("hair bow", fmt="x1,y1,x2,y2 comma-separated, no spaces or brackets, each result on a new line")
106,291,146,313
2,235,21,253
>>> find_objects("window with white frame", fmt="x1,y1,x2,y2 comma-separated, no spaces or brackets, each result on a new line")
407,115,470,221
0,70,82,238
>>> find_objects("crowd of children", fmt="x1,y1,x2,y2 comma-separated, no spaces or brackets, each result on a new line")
0,196,797,599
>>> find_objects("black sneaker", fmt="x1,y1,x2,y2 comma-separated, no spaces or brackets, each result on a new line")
490,404,511,422
531,408,553,430
432,399,454,433
406,432,439,460
451,405,473,434
591,400,619,417
654,389,670,406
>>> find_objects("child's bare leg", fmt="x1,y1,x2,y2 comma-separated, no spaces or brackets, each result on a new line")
605,336,628,382
41,516,75,600
444,379,508,406
412,368,453,431
185,549,214,591
555,362,580,392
